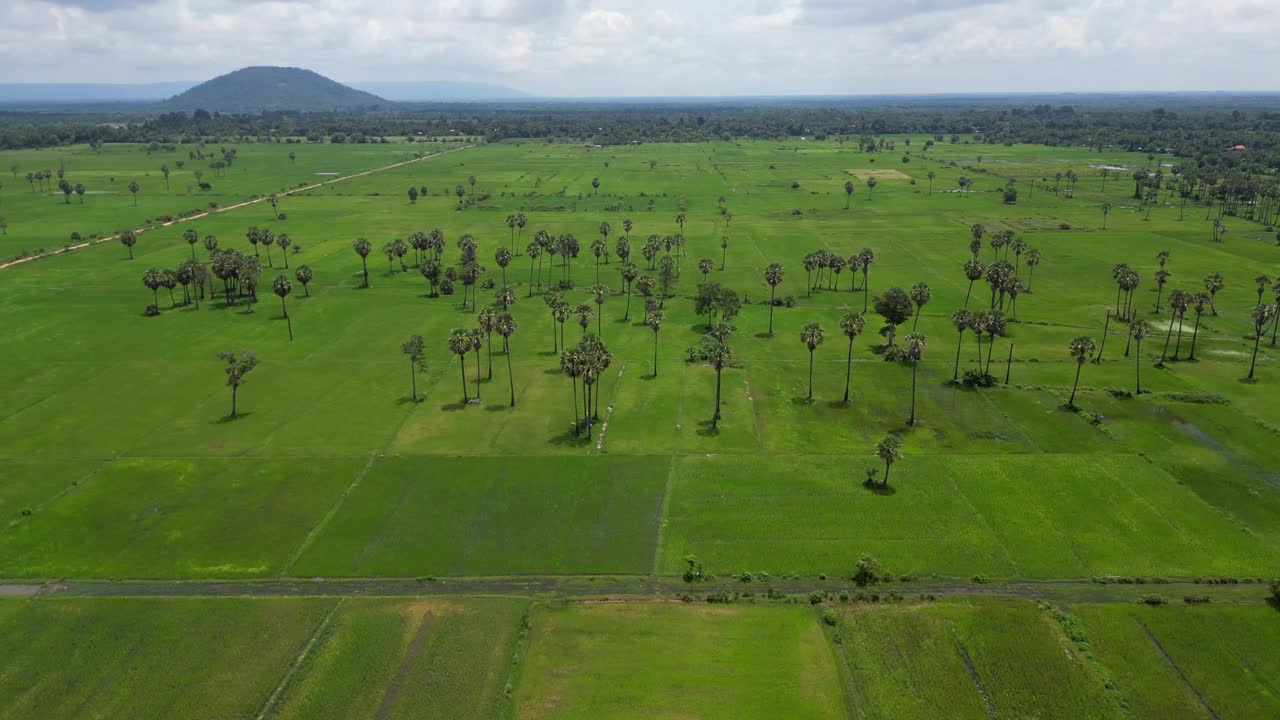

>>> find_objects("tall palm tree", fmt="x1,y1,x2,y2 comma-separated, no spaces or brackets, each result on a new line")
352,238,372,288
963,258,985,307
950,309,972,381
875,434,903,486
800,322,825,401
905,332,927,425
647,310,664,377
839,313,866,403
1153,269,1171,312
526,241,542,296
495,313,519,407
927,170,936,196
469,328,484,400
495,246,512,287
560,345,584,434
705,337,733,429
183,228,199,260
1130,321,1151,393
764,263,784,335
866,176,877,200
478,308,498,379
857,248,875,312
909,282,932,330
598,221,612,264
1203,272,1224,316
1187,293,1208,360
448,329,472,403
620,262,639,320
590,284,608,336
1247,304,1275,382
273,275,293,340
1067,335,1097,408
843,180,854,209
675,212,686,235
1024,248,1041,292
401,335,426,402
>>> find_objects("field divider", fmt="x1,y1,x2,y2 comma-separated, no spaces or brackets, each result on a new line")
0,144,471,271
255,597,345,720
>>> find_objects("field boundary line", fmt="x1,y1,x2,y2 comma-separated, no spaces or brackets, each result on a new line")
255,597,344,720
1135,618,1221,720
279,396,424,576
951,625,999,720
0,144,471,271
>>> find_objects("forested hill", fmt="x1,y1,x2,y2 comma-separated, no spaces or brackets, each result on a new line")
165,67,386,112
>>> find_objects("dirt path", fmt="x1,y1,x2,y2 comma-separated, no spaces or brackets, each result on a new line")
0,144,471,271
1,576,1268,604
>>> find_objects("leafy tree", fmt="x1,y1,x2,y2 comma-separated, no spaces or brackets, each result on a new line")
875,434,903,486
495,312,519,406
408,186,419,204
448,329,473,403
1067,335,1097,408
294,264,313,297
352,238,372,288
273,275,293,340
905,332,927,425
800,321,825,400
119,230,137,259
839,312,866,403
217,350,259,419
874,286,913,346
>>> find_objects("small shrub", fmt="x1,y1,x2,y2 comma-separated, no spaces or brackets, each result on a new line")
19,507,32,517
70,232,81,241
1058,222,1072,230
962,370,996,387
821,608,839,626
144,304,160,317
1140,594,1168,606
790,181,800,189
808,591,825,605
971,574,991,585
1183,595,1211,604
1106,388,1133,399
277,213,287,221
852,556,881,586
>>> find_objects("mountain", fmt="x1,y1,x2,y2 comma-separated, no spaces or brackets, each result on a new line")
349,81,530,102
0,82,195,104
165,67,386,111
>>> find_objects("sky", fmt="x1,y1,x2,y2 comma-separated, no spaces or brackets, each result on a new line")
2,0,1277,96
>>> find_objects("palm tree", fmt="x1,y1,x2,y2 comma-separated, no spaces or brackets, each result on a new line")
506,214,517,250
1101,202,1112,229
1153,269,1171,312
963,258,985,307
1130,321,1151,393
401,334,426,402
276,234,291,268
120,230,137,259
844,180,854,209
800,322,825,401
1187,293,1207,360
295,264,313,297
1254,275,1272,308
469,329,484,400
74,183,85,203
905,332,927,425
647,310,664,377
704,337,733,429
526,241,542,296
128,180,139,206
495,313,519,407
352,238,372,288
857,248,875,312
1170,290,1192,360
590,284,608,336
1024,249,1041,292
598,221,612,264
142,267,164,307
1067,335,1097,408
698,257,714,280
875,434,903,486
448,329,472,403
273,275,293,340
620,262,639,320
217,350,259,419
764,263,784,335
909,282,932,330
1247,304,1275,382
478,308,498,379
866,176,877,200
575,303,594,336
927,170,936,196
839,313,865,403
183,228,199,260
950,309,972,381
591,177,600,194
675,212,686,235
1203,272,1224,316
468,175,477,196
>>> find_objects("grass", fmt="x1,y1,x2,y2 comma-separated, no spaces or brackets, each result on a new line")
0,596,333,719
513,602,846,719
833,599,1120,720
273,597,524,720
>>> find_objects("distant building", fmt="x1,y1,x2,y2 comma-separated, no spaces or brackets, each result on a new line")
1227,144,1247,151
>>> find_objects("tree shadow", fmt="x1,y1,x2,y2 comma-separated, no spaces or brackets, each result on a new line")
439,401,469,412
543,367,564,375
791,396,815,406
547,428,593,447
639,373,659,382
754,332,775,340
862,481,897,496
396,396,423,406
484,404,509,412
826,399,850,409
214,411,253,424
696,419,720,437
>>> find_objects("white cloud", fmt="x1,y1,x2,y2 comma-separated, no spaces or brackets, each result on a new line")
1,0,1278,95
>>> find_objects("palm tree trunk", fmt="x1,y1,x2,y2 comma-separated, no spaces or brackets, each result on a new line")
912,308,921,331
649,331,659,378
1188,314,1202,360
409,359,417,401
230,385,238,418
1173,313,1186,358
713,367,722,427
842,338,855,402
361,258,369,288
1135,341,1143,393
768,287,777,335
1095,310,1110,363
863,272,870,312
474,350,482,400
953,330,964,381
965,281,974,308
1069,362,1083,407
570,376,579,435
459,357,469,402
487,334,493,379
624,287,631,321
507,344,516,407
882,460,891,486
1159,320,1174,366
1248,334,1263,381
